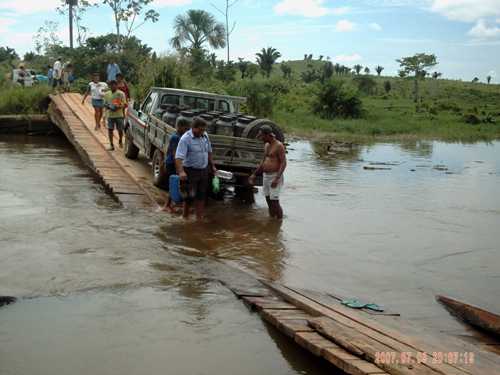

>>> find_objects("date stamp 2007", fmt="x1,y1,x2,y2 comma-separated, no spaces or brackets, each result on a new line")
375,351,475,366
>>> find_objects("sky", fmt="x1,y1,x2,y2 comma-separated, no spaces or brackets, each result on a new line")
0,0,499,81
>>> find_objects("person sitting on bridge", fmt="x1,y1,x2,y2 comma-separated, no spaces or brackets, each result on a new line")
249,125,287,219
162,117,190,213
175,118,217,220
103,80,126,151
82,73,108,131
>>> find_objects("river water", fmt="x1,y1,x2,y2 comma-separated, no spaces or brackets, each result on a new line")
1,134,499,374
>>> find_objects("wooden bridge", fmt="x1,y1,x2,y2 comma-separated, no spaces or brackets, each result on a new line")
48,93,167,209
46,93,499,375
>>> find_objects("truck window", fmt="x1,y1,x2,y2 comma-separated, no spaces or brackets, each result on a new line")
141,92,158,118
218,100,230,113
161,94,180,106
196,97,215,111
184,96,197,108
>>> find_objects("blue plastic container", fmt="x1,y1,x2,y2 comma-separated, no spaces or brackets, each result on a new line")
169,174,182,203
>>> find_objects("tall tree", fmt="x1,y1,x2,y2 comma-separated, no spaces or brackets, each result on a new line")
280,62,292,79
322,61,334,82
0,47,19,64
57,0,95,46
487,75,492,84
34,21,63,54
237,58,250,79
170,9,226,52
375,65,384,76
211,0,240,63
353,64,363,75
256,47,281,78
102,0,159,48
397,53,438,103
364,67,370,75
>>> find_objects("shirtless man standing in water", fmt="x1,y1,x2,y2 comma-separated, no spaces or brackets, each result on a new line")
249,125,287,219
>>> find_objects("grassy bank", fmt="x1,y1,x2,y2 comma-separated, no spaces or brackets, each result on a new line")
0,85,52,115
273,95,500,143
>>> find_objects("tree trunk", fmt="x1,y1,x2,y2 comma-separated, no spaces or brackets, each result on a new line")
226,1,230,63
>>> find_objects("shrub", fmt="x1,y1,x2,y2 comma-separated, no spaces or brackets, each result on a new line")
0,84,52,114
384,81,392,94
312,80,363,119
228,80,276,117
352,76,377,96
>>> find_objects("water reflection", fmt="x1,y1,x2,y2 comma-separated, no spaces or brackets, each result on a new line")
156,204,286,280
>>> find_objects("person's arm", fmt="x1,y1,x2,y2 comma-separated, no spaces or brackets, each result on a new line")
208,152,217,174
271,143,287,188
175,137,188,180
249,144,268,185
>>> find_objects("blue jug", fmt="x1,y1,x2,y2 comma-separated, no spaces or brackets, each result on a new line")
169,174,182,203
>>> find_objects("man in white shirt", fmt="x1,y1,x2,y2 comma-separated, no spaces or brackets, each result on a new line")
52,58,63,89
82,73,108,130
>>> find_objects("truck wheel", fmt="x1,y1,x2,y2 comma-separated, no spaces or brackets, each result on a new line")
124,130,139,159
152,149,168,188
243,119,285,143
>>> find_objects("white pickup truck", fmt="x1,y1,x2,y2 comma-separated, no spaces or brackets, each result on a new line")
125,87,285,201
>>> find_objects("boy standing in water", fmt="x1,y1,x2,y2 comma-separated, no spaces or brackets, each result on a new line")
82,73,108,131
249,125,287,219
103,80,126,151
162,117,190,213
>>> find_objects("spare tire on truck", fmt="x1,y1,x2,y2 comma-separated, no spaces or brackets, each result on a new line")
242,119,285,143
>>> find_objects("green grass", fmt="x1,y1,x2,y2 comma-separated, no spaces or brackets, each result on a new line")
0,84,52,115
267,65,500,142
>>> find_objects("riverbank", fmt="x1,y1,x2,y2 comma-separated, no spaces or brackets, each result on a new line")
1,81,500,143
274,97,500,143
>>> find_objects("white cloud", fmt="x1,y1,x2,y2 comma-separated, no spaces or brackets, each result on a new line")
430,0,500,22
153,0,192,6
0,0,60,14
331,7,351,15
335,19,356,32
369,22,382,31
274,0,349,18
334,53,362,63
468,19,500,38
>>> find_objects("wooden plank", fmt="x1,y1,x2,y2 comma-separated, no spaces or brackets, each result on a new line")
262,281,473,375
277,319,314,338
294,331,339,356
242,296,298,311
261,309,314,327
310,317,442,375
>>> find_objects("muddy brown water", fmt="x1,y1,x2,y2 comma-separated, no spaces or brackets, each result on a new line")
1,134,500,374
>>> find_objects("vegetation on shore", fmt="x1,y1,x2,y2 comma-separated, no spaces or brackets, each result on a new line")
1,4,500,143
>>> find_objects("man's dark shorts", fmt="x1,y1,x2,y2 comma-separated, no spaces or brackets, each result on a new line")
185,167,209,201
107,117,124,131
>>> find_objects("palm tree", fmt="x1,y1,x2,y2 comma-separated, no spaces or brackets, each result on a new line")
487,75,492,84
170,9,226,51
256,47,281,77
375,65,384,76
353,64,363,75
364,67,370,75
